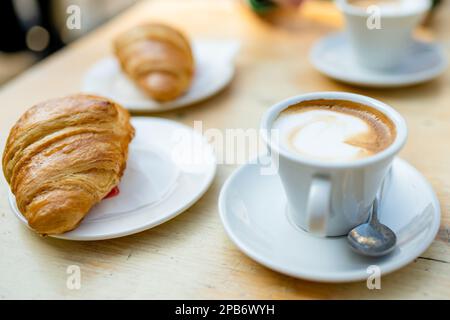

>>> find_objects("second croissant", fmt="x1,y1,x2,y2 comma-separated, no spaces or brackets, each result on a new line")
114,23,195,102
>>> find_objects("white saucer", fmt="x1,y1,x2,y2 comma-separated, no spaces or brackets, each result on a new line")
218,156,440,282
310,33,448,88
82,39,239,112
9,117,216,240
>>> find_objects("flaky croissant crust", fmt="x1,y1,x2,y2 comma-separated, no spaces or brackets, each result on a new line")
2,94,134,235
114,23,194,102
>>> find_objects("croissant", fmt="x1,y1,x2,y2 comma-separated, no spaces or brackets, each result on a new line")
2,94,134,235
114,23,194,102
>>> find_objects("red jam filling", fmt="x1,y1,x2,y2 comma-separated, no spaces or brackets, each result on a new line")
104,186,120,199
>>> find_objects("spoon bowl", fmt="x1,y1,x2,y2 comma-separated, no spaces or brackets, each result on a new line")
347,198,397,257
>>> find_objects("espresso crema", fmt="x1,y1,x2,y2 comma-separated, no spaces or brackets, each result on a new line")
272,99,396,162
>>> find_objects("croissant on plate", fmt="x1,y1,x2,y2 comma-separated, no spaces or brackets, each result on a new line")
114,23,194,102
2,94,134,235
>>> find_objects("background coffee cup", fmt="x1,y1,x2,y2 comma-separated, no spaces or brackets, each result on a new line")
336,0,432,70
261,92,408,237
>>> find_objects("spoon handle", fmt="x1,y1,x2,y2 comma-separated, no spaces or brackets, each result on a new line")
370,198,379,223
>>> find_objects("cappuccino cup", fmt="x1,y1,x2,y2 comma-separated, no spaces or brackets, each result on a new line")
336,0,432,70
261,92,407,237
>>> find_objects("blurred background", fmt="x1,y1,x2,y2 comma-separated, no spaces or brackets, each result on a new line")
0,0,442,87
0,0,139,85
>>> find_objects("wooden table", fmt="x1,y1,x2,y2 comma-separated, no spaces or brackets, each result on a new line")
0,0,449,299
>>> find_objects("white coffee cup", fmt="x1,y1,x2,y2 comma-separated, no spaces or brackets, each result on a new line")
261,92,408,237
336,0,432,70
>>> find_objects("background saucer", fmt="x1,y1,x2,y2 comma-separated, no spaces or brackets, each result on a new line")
219,156,440,282
10,117,216,241
310,33,448,88
82,39,239,112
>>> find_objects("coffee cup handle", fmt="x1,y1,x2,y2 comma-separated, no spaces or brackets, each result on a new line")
306,176,331,236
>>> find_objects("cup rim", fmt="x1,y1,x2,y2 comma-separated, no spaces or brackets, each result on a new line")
260,91,408,169
335,0,432,18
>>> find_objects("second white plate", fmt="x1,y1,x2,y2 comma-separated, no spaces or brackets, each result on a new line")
82,39,239,112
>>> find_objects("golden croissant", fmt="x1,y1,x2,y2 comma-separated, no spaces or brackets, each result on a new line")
2,94,134,235
114,23,194,102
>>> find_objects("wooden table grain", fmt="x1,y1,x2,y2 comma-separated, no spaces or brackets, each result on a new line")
0,0,449,299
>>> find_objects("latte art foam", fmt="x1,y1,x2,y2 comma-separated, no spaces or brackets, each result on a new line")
272,100,396,162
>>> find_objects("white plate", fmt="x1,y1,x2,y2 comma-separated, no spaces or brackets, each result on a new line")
310,33,448,88
82,39,239,112
218,156,440,283
9,117,216,241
